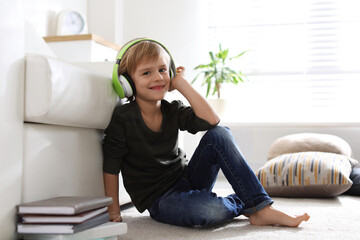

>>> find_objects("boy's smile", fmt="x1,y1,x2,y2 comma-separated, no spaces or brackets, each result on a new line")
131,53,171,103
149,85,165,91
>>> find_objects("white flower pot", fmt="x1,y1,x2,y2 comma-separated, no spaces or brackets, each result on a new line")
208,98,228,117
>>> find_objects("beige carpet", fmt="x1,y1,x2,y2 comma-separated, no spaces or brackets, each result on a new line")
119,180,360,240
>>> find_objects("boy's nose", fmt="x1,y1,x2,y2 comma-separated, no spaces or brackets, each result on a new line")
154,72,164,81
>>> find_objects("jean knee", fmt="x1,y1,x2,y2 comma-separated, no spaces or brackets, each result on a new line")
150,190,238,227
204,126,232,142
201,199,236,224
185,198,236,226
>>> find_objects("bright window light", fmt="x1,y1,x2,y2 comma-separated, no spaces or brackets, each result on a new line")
207,0,360,123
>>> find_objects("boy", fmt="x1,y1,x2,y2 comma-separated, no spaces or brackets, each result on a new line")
102,39,309,227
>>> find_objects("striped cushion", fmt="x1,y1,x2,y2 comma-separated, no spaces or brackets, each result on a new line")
255,152,358,197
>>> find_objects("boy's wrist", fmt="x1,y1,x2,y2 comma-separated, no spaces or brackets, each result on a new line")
172,78,191,93
107,204,120,214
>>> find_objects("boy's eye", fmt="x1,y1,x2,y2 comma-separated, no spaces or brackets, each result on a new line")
159,68,167,73
142,71,150,76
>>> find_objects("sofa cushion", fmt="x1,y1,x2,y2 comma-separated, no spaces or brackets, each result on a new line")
24,54,118,129
255,152,358,197
267,133,352,160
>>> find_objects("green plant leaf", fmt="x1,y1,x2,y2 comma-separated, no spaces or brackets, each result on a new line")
194,64,211,70
220,48,229,60
209,51,215,62
230,50,248,60
192,44,248,98
206,78,212,97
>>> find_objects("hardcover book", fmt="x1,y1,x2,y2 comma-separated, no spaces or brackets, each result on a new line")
19,222,127,240
19,206,107,224
17,196,113,215
17,212,109,234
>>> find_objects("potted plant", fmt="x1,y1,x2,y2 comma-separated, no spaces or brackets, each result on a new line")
192,44,247,115
192,44,247,99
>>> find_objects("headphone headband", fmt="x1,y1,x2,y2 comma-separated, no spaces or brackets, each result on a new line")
112,38,176,99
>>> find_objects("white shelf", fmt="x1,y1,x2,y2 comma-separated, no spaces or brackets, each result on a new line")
43,34,120,62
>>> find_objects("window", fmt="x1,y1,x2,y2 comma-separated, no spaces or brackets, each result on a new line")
207,0,360,122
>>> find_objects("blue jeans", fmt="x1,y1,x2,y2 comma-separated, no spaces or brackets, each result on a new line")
148,126,273,227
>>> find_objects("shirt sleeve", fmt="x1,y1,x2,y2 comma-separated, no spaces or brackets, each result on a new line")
173,100,218,134
102,108,129,175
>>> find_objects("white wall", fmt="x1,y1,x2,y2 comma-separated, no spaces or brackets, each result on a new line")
88,0,123,45
227,123,360,171
121,0,208,75
181,123,360,183
0,0,24,239
24,0,209,81
24,0,87,36
0,1,88,238
87,0,210,102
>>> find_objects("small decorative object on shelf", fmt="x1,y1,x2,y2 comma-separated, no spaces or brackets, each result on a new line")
56,9,87,35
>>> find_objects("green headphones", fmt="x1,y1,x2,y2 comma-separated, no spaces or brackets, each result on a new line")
112,38,176,99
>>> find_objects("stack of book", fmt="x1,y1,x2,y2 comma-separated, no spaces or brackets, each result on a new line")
16,196,113,235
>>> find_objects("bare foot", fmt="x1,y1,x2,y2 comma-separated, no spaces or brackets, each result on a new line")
248,206,310,227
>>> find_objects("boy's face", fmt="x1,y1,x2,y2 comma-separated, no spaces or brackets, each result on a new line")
131,52,171,103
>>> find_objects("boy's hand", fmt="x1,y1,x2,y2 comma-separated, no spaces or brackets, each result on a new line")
109,211,123,222
169,66,186,92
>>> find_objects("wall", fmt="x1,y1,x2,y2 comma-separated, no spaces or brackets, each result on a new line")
0,0,24,239
24,0,87,36
87,0,123,45
0,1,88,238
121,0,208,75
181,123,360,183
87,0,210,103
24,0,209,82
226,123,360,171
88,0,209,76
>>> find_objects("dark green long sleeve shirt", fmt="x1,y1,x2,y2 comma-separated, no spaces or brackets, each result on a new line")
102,100,217,212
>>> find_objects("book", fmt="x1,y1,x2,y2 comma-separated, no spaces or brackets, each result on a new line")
17,212,110,235
19,206,107,224
17,196,113,215
20,222,127,240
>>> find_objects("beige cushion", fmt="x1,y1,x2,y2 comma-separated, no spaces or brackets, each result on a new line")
256,152,358,197
267,133,352,160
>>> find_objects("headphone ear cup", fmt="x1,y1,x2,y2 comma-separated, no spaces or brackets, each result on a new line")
169,59,176,81
112,63,126,98
120,72,136,97
169,69,173,80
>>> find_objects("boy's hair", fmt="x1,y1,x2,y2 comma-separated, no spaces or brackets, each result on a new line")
117,40,170,77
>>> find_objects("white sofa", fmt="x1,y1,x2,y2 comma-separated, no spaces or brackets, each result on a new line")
22,53,131,207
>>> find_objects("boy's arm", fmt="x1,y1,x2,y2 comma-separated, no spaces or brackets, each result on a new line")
169,66,220,125
103,172,122,222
